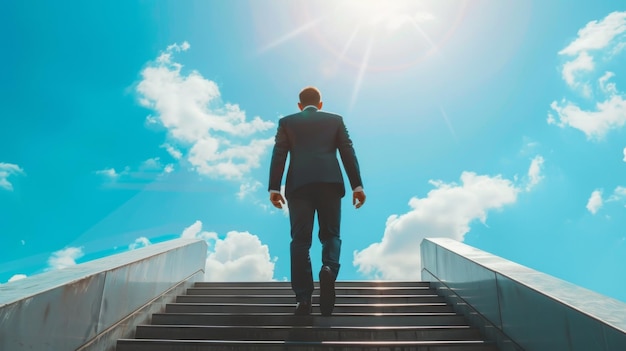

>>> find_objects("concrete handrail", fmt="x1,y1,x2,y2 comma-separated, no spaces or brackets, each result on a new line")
421,237,626,351
0,238,207,351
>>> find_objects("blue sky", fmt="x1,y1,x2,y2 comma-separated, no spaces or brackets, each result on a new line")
1,1,626,302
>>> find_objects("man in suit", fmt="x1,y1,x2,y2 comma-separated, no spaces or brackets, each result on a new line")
268,86,366,316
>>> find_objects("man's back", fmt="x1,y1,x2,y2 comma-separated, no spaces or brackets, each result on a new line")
281,110,342,154
269,107,361,199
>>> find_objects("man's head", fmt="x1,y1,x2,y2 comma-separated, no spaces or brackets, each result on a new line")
298,86,323,111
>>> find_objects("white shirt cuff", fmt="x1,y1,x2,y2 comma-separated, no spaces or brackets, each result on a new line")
269,190,281,194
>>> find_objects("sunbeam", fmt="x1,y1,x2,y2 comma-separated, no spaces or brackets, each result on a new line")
327,25,362,77
409,18,438,53
259,15,327,53
349,36,375,111
336,25,362,64
439,106,457,141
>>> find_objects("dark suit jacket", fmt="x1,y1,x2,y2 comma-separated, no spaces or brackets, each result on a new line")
268,107,363,199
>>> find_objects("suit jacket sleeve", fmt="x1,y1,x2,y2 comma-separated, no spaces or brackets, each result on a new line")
336,117,363,190
268,119,289,192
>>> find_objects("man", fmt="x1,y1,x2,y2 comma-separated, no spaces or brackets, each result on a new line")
268,86,366,316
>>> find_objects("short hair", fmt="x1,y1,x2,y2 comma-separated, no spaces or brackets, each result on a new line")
299,86,321,107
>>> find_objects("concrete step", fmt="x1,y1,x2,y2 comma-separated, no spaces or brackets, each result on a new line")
176,294,447,304
165,302,455,314
193,281,432,288
186,286,436,296
116,281,499,351
116,339,499,351
134,325,484,341
150,312,468,327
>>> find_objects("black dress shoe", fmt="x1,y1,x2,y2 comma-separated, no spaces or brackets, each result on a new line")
294,300,312,315
319,266,336,316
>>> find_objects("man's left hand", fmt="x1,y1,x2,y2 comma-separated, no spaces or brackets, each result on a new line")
353,190,366,209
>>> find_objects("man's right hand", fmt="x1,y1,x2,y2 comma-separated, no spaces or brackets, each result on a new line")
270,192,286,209
353,191,366,209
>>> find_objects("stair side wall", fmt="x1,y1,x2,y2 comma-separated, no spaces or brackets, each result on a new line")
0,238,207,351
421,237,626,351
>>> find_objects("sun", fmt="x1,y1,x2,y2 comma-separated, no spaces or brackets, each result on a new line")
334,0,434,33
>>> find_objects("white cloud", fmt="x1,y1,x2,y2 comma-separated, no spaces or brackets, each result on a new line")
162,143,183,160
96,168,122,179
181,220,275,281
519,137,539,156
353,171,519,280
586,190,604,214
188,137,274,179
561,51,594,88
167,41,191,53
623,147,626,161
526,155,545,191
137,42,275,180
181,220,218,242
129,237,152,250
612,41,626,56
47,247,84,270
550,12,626,139
156,42,191,64
238,180,262,200
141,157,162,170
586,187,626,213
205,231,276,281
608,186,626,202
138,157,175,176
145,115,158,125
97,157,175,185
599,71,618,94
0,162,24,191
8,274,27,283
559,11,626,56
548,96,626,140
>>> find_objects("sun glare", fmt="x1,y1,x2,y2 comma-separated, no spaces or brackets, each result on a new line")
337,0,433,32
307,0,468,73
257,0,468,71
255,0,469,108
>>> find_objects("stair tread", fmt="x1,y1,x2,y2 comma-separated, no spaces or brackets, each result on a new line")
168,302,449,306
187,288,435,293
133,324,483,341
194,281,431,287
153,312,459,316
190,286,431,289
181,293,439,300
137,324,474,330
119,338,491,345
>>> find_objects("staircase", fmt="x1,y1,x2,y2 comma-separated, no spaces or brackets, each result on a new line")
116,281,498,351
